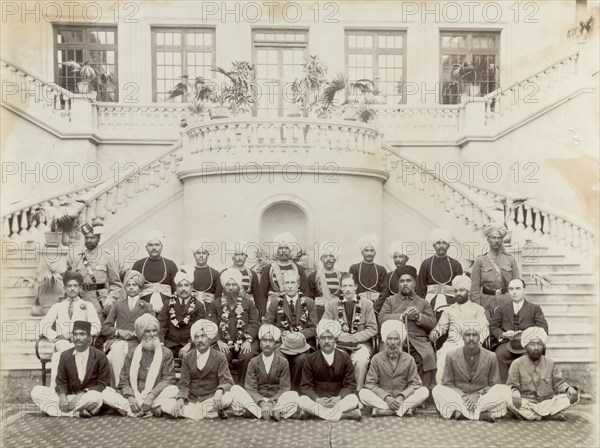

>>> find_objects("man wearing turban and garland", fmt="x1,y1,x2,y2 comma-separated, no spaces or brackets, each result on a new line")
322,273,377,390
216,240,261,303
298,319,362,421
31,320,110,418
189,238,222,304
132,230,179,313
157,269,207,359
40,270,101,390
359,320,429,417
102,314,178,417
470,223,520,319
489,278,549,382
507,327,579,421
416,229,464,318
307,242,344,320
259,232,310,317
348,234,387,306
230,324,301,420
429,275,489,383
379,265,437,390
207,268,260,385
102,270,154,386
432,325,510,423
162,319,235,420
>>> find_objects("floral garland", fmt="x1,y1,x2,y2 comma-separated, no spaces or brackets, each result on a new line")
277,293,308,332
220,297,251,352
337,298,361,334
168,295,196,328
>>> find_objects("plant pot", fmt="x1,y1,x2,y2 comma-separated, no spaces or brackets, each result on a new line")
30,304,47,317
44,231,62,247
342,105,358,121
77,82,98,101
212,105,230,119
286,103,302,117
61,232,73,246
503,230,513,245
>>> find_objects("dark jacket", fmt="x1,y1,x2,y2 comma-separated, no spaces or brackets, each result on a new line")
207,297,260,341
300,349,356,400
489,299,549,340
158,296,206,349
245,353,291,403
176,349,234,403
55,346,110,395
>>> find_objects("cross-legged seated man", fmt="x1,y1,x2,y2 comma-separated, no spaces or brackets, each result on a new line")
432,326,510,423
507,327,579,421
359,320,429,417
231,324,300,420
31,321,110,418
298,319,362,421
102,270,154,386
161,320,234,420
102,314,178,417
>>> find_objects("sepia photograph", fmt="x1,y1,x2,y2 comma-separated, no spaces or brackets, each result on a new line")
1,1,598,446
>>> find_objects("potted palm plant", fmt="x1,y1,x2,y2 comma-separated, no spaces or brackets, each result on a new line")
168,75,214,125
32,266,64,316
30,201,83,247
212,61,258,117
451,61,478,102
320,74,382,122
289,55,328,117
64,59,116,101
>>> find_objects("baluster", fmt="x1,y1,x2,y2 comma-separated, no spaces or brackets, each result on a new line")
94,195,107,220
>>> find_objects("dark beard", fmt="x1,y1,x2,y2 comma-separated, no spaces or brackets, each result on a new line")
400,287,413,297
527,350,542,361
225,290,239,305
455,294,469,304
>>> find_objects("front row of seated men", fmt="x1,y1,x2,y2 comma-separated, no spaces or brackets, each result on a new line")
32,314,579,422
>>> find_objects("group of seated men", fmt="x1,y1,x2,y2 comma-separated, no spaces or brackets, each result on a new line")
32,225,580,422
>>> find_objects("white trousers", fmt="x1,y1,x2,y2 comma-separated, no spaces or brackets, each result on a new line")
432,384,511,420
230,385,300,419
297,394,360,421
350,345,372,391
435,340,463,384
49,340,74,390
101,385,179,417
507,394,577,421
106,341,130,388
31,385,103,417
161,392,233,421
358,387,429,417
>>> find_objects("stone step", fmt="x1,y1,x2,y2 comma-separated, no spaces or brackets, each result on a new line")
523,281,596,292
520,262,584,273
533,302,598,314
525,291,598,302
520,253,567,263
1,265,39,277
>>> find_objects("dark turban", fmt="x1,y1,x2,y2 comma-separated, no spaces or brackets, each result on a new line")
63,270,84,287
395,265,418,282
72,320,92,335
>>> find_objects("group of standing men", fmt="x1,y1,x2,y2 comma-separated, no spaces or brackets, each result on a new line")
32,222,579,423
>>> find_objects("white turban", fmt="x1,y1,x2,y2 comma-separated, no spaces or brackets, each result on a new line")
258,324,281,342
483,223,508,238
358,233,380,252
462,321,486,339
452,275,471,291
174,267,194,285
381,320,407,343
521,327,548,347
190,319,218,340
134,314,159,340
317,319,342,338
319,242,339,259
430,228,452,245
388,240,407,258
273,232,297,248
123,270,146,288
144,230,165,245
220,268,243,288
189,238,212,253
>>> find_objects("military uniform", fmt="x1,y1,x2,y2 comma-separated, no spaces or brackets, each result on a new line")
68,247,121,317
470,252,520,319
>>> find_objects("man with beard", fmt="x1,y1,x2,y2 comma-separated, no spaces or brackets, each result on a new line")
102,270,154,386
507,327,579,421
489,278,549,382
189,239,221,304
216,241,260,303
416,229,463,317
162,319,235,420
259,233,310,317
132,230,179,313
102,314,178,417
322,273,377,390
265,270,317,392
67,221,121,331
470,224,520,319
298,319,362,421
157,269,207,359
230,324,300,420
348,234,387,306
379,241,415,309
432,326,510,422
40,270,101,389
207,269,260,385
31,320,110,418
307,243,343,320
379,266,437,389
429,275,488,383
359,320,429,417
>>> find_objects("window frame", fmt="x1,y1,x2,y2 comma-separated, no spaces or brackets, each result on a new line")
151,26,216,103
